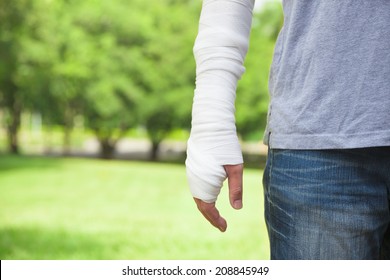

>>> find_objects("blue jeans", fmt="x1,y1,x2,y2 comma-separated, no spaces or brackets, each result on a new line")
263,148,390,259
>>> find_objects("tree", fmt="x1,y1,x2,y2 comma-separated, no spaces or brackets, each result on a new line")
0,0,34,153
19,0,90,154
22,0,149,159
66,0,151,159
76,0,198,160
141,0,199,160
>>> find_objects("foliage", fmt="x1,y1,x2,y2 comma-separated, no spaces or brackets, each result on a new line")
0,0,35,153
0,0,283,157
141,1,198,159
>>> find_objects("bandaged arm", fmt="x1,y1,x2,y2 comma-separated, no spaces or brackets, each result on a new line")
186,0,254,203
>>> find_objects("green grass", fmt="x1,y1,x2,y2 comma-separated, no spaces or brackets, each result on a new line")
0,155,269,259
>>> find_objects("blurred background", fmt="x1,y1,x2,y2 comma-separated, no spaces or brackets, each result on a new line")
0,0,282,259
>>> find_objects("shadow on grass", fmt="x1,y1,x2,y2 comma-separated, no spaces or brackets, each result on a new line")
0,227,110,260
0,151,266,173
0,154,63,173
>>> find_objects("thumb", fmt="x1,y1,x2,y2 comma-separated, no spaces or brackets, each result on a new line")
224,164,243,209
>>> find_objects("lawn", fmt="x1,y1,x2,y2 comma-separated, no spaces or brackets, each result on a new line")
0,155,269,259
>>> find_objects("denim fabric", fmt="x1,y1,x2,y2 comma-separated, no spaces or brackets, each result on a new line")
263,148,390,260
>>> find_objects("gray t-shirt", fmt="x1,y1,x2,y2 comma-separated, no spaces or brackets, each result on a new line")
264,0,390,149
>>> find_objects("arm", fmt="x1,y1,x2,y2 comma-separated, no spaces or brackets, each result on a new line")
186,0,254,232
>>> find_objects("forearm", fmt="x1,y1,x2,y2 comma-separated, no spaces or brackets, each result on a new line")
186,0,254,203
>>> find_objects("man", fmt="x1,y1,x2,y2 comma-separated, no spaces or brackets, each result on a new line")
186,0,390,259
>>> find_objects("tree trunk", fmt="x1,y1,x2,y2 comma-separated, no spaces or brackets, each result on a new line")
63,123,72,156
150,141,160,161
99,138,116,160
8,121,19,154
7,95,21,154
62,106,73,156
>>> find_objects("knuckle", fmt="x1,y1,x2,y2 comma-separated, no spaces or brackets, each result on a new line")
230,189,242,198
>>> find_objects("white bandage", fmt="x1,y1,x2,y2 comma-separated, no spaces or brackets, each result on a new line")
186,0,254,203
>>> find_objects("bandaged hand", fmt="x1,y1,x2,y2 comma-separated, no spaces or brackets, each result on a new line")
186,0,254,231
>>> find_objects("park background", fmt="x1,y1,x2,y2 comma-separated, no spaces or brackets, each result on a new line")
0,0,282,259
